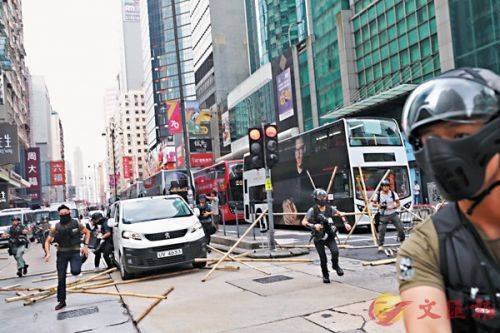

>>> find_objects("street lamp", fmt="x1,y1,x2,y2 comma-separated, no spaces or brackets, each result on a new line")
288,20,305,48
102,124,123,200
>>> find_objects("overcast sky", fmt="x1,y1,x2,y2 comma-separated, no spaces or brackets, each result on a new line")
23,0,122,172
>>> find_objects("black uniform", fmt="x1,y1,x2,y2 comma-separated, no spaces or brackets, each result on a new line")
198,202,213,245
306,205,343,279
93,220,113,268
7,224,29,273
50,219,84,303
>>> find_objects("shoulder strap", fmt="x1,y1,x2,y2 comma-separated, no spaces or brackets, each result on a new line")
391,190,396,201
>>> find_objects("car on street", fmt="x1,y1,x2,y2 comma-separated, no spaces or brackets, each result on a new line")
109,195,207,280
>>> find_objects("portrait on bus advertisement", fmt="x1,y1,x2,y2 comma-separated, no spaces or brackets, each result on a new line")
271,123,351,225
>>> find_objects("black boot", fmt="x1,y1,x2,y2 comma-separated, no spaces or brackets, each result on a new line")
17,269,22,277
23,264,29,275
334,266,344,276
55,301,66,311
323,276,330,284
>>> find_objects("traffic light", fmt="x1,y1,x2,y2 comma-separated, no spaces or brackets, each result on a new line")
264,124,279,168
248,127,264,169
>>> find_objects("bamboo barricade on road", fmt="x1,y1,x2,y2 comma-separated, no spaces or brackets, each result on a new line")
197,258,314,264
202,209,268,282
201,266,240,271
133,287,175,324
68,289,168,300
362,258,397,266
0,269,56,282
207,245,271,276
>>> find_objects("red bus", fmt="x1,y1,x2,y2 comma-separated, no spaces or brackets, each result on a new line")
194,160,244,222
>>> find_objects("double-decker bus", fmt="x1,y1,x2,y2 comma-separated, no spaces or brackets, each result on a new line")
243,117,412,227
193,161,244,222
119,181,144,200
142,169,194,203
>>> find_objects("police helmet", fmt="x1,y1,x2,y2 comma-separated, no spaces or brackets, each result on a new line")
91,212,104,222
380,180,390,187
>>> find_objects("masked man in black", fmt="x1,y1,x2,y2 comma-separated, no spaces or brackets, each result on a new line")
44,205,90,311
303,189,351,283
1,217,29,277
89,212,114,270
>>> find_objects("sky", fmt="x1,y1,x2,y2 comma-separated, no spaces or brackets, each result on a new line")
22,0,122,172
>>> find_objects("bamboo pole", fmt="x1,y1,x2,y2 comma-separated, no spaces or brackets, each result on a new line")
338,244,399,249
197,257,313,264
202,209,268,282
326,166,338,194
0,284,21,290
68,289,167,300
362,258,397,266
41,267,117,292
6,290,51,303
133,287,174,324
234,251,252,258
201,266,240,271
207,245,271,276
78,268,198,290
401,206,425,222
277,244,315,249
306,170,317,190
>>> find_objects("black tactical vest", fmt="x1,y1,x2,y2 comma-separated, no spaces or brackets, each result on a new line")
9,224,27,246
310,205,337,240
54,219,82,248
432,204,500,332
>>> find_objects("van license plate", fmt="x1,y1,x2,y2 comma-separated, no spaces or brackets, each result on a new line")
157,249,183,258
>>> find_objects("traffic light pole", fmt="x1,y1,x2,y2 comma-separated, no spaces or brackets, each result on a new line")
262,123,276,251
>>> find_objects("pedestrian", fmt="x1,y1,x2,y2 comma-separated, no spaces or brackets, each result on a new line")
413,181,421,205
206,189,220,226
89,212,114,270
197,194,215,249
371,179,405,252
302,189,351,283
44,204,90,311
1,217,29,277
397,68,500,332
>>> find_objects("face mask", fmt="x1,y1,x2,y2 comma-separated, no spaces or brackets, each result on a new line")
60,215,71,223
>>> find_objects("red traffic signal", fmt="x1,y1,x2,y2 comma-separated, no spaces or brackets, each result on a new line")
247,127,264,169
264,124,279,168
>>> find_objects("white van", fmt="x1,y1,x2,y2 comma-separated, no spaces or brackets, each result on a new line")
109,195,207,280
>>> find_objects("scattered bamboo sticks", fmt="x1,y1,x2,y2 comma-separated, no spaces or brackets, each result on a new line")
207,245,271,276
133,287,175,324
362,258,397,266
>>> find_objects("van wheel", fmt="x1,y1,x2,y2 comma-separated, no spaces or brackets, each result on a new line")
193,260,207,269
119,255,133,280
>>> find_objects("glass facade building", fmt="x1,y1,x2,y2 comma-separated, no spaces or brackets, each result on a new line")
143,0,196,149
449,0,500,73
352,0,440,102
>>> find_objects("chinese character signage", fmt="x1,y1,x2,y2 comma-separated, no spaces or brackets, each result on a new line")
190,153,214,168
25,148,41,202
122,156,133,179
0,183,8,209
0,123,19,165
50,161,66,186
166,100,182,135
189,138,212,153
123,0,140,22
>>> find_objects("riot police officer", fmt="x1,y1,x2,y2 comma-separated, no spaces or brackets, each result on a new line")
397,68,500,332
1,217,29,277
303,189,351,283
44,204,90,311
89,212,114,270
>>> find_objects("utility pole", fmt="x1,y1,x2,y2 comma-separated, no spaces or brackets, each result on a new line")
262,123,276,251
171,0,194,205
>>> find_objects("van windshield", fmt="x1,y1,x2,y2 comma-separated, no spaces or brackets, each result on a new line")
0,214,22,227
122,198,192,224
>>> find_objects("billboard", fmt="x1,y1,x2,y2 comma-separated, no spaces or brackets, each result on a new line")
123,0,140,22
50,161,66,186
0,123,19,165
189,138,212,153
26,148,41,202
166,100,182,134
222,111,231,147
186,101,211,138
190,153,214,168
271,48,298,132
122,156,133,179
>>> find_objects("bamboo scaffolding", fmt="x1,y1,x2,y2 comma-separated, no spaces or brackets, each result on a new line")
207,245,271,276
133,287,174,324
202,209,268,282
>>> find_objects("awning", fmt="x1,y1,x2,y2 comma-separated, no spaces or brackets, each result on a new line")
0,168,31,188
321,84,417,120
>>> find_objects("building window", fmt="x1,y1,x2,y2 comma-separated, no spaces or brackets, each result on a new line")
126,118,130,122
138,149,141,153
142,110,145,114
136,118,139,122
126,126,130,130
136,126,140,130
137,134,140,137
138,157,142,161
128,149,132,153
135,110,139,114
126,111,129,114
137,141,141,145
135,102,138,106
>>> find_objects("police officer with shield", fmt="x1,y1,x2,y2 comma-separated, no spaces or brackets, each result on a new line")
303,189,351,283
44,205,90,311
397,68,500,332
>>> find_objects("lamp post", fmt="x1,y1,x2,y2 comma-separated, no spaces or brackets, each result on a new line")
102,123,122,200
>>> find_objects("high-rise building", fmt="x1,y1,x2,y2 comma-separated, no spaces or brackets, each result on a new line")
103,88,119,125
72,147,84,200
141,0,196,151
119,0,144,92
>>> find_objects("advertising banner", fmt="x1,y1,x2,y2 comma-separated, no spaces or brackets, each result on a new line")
189,138,212,153
123,0,140,22
190,153,214,168
0,123,19,165
222,111,231,147
50,161,66,186
0,183,8,209
26,148,41,202
186,101,211,138
276,67,294,121
166,100,182,134
271,48,298,132
122,156,133,179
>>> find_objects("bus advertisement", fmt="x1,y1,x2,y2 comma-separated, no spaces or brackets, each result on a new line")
243,117,412,227
194,161,244,223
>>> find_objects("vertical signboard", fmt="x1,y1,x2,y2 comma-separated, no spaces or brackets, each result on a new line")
0,183,8,209
166,100,182,134
123,0,140,22
26,148,41,202
0,123,19,165
222,111,231,147
185,101,211,137
50,161,66,186
122,156,133,179
272,48,298,131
